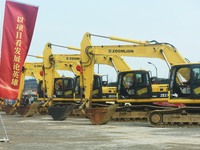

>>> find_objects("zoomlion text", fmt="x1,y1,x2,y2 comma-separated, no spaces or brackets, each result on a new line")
108,49,134,53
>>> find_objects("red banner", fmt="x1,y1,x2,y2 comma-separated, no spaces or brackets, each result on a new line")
0,1,38,99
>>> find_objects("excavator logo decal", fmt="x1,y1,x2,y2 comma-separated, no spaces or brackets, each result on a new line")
34,65,42,67
66,57,80,60
108,49,134,53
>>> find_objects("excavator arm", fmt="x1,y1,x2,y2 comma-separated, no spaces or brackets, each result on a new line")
83,33,188,67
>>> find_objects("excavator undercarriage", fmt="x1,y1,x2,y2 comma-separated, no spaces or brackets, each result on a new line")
111,104,169,121
69,102,180,123
148,107,200,127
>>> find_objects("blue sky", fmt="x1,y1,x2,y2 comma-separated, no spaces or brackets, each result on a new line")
1,0,200,81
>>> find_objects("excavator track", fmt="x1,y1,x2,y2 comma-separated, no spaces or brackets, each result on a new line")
111,105,170,122
70,104,172,122
148,107,200,127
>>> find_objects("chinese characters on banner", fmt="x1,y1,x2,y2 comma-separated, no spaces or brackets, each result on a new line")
0,0,38,99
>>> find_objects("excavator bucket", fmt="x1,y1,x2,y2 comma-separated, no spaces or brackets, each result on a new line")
48,104,75,121
86,104,118,125
70,104,84,117
4,105,17,115
17,103,39,117
37,106,48,115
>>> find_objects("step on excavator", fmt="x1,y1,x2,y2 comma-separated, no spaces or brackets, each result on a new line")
74,32,189,125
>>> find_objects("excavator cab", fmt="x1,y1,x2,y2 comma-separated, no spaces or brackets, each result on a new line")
45,77,75,120
54,77,74,98
169,64,200,99
38,77,75,99
75,75,103,98
117,70,152,99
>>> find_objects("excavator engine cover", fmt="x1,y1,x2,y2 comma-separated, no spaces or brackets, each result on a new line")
48,104,75,121
17,103,39,117
86,104,118,125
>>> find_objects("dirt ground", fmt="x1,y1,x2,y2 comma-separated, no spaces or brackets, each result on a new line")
0,112,200,150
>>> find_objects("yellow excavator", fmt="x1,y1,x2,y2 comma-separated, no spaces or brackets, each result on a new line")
37,51,80,115
39,43,175,120
75,32,189,125
148,63,200,126
3,62,46,117
4,44,128,118
41,43,173,122
3,61,62,117
41,43,131,120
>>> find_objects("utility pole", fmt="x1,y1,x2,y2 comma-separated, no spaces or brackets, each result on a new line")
148,62,158,77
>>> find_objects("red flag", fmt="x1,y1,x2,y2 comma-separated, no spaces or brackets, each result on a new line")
0,0,38,99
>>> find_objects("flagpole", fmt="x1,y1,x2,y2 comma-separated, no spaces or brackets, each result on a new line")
0,1,9,142
0,0,6,52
